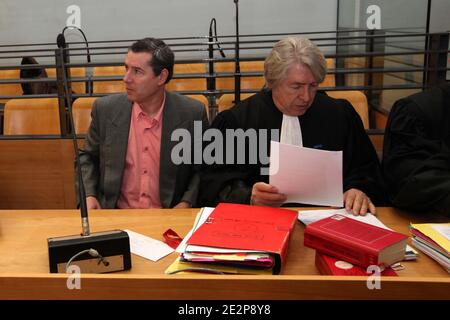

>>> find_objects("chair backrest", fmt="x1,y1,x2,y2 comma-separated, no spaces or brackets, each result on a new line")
72,97,97,134
327,90,369,129
166,63,207,92
320,58,336,88
92,66,126,94
3,98,61,135
215,59,335,91
46,68,86,94
186,94,209,106
0,69,23,103
215,61,265,91
217,93,256,113
185,94,209,119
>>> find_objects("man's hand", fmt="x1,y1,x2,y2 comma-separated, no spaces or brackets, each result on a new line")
174,201,192,209
250,182,287,207
86,196,102,209
343,188,376,215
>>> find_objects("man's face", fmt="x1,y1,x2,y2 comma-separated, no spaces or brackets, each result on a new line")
271,63,319,116
123,51,166,104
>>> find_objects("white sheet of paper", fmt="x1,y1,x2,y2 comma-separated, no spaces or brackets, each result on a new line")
124,229,174,261
176,207,214,253
298,208,388,228
269,141,343,207
432,224,450,241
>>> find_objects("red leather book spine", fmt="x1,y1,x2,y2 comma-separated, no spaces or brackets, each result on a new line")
304,231,378,268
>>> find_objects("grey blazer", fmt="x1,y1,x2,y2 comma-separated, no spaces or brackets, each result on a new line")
79,92,208,208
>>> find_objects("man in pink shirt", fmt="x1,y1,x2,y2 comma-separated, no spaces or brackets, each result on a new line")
80,38,208,209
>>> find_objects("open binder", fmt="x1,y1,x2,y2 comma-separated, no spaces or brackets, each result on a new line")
183,203,298,274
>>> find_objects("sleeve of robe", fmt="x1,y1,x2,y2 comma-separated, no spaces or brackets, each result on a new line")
198,108,255,207
338,99,387,205
382,97,450,215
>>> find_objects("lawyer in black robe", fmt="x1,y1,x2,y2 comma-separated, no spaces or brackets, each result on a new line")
382,84,450,215
198,89,386,208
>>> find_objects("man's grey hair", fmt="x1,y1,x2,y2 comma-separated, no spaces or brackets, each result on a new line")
264,36,327,88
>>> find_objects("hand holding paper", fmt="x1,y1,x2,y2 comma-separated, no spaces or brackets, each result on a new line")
250,182,287,207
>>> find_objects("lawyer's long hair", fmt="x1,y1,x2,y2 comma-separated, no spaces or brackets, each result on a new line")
264,36,327,88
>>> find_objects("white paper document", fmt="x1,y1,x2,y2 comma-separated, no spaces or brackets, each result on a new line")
269,141,343,207
124,229,174,261
298,208,387,228
432,224,450,241
176,207,215,253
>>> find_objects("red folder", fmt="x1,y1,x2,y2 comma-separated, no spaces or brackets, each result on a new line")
186,203,298,274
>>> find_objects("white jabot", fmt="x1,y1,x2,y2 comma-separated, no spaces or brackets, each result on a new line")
280,114,303,147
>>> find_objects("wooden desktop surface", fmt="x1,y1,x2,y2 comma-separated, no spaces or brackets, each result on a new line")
0,207,448,300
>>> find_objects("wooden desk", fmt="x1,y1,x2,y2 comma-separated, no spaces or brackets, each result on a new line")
0,207,448,300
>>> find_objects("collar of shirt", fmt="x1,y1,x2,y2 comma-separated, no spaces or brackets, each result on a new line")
133,93,166,128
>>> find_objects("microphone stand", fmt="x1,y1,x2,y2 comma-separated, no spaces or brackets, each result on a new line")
234,0,241,105
58,48,90,236
208,18,225,122
47,37,131,274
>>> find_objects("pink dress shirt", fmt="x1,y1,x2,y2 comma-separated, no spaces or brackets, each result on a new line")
117,97,165,208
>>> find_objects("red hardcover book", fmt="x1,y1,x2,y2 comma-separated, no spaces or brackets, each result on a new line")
315,252,398,276
304,214,408,268
186,203,298,274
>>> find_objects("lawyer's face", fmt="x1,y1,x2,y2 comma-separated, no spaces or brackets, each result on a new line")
272,63,318,116
123,50,167,104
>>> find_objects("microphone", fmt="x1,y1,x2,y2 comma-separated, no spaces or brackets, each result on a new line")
60,26,91,63
47,46,131,274
209,18,226,58
57,33,66,49
58,26,92,93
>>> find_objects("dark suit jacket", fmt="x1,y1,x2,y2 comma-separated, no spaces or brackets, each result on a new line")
79,91,208,208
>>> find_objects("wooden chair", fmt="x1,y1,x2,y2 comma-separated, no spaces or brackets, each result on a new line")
185,94,210,119
3,98,61,135
46,68,86,94
215,59,336,91
215,61,265,91
320,58,336,88
92,66,126,94
327,90,369,129
217,93,256,113
344,57,366,87
186,94,208,106
166,63,207,92
72,97,96,134
0,69,23,103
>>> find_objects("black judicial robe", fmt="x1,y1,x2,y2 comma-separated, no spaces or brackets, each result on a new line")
198,89,386,207
382,84,450,215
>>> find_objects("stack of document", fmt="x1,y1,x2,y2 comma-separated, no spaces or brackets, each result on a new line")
410,223,450,273
165,203,298,275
